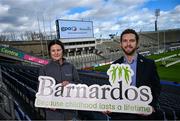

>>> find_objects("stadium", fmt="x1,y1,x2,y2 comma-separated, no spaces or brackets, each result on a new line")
0,19,180,120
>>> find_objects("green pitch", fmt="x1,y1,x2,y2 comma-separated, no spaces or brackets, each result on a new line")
93,49,180,83
147,49,180,60
149,49,180,83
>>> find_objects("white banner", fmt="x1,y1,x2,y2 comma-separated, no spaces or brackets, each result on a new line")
57,19,94,39
35,64,153,114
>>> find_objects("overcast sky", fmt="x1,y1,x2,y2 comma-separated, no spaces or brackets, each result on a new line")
0,0,179,38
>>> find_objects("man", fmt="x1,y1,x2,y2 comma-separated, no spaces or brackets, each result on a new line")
109,29,161,120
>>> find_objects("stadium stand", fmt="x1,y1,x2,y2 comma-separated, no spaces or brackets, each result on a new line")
0,87,15,120
0,63,180,120
66,53,118,69
0,66,32,120
1,64,44,120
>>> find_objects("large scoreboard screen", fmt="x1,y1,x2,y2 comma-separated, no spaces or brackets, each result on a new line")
56,19,94,39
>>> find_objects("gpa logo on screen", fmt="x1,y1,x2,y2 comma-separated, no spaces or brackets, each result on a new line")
61,26,77,31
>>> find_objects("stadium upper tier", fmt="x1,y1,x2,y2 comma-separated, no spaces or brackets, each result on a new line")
96,40,120,52
0,29,179,57
0,28,179,69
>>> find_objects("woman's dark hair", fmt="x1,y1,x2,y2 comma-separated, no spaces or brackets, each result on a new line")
48,39,65,55
120,29,139,43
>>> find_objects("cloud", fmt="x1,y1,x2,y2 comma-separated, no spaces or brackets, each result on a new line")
0,0,179,38
0,4,10,15
157,5,180,30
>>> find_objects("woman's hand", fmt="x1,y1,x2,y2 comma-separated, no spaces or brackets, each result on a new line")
102,110,112,115
62,80,70,86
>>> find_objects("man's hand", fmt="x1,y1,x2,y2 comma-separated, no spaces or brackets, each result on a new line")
139,107,155,116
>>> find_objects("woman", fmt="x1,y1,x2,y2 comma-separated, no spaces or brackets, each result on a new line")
39,39,80,120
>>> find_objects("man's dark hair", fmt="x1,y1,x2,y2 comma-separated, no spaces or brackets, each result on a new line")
48,39,65,55
120,29,139,43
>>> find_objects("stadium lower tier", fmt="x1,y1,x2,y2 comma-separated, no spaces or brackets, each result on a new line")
0,63,180,120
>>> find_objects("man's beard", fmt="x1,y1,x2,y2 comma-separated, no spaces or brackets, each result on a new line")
122,46,137,56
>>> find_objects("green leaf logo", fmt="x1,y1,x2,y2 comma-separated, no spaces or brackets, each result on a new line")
107,64,134,86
